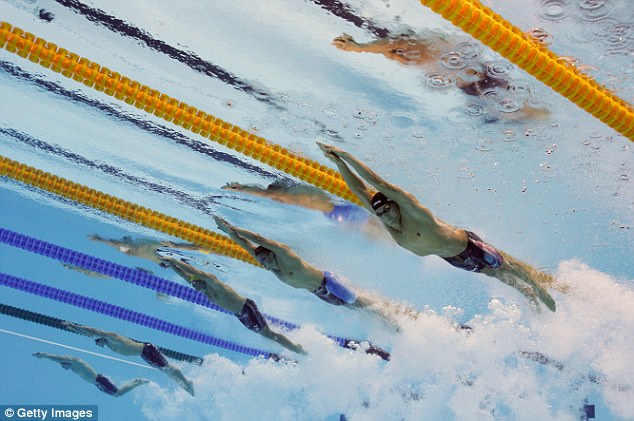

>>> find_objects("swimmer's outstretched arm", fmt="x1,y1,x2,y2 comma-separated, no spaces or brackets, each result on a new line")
320,143,420,208
215,216,291,257
62,322,135,346
33,352,76,363
162,257,208,284
63,322,109,338
259,325,306,355
162,257,245,312
88,234,129,248
160,241,205,251
230,226,290,256
214,216,258,256
332,33,394,54
318,142,374,210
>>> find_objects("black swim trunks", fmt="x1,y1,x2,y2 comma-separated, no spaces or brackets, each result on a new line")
94,374,118,396
313,272,357,306
140,342,169,369
235,298,268,332
443,231,504,273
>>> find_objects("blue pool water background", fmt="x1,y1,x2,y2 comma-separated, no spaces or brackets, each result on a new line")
1,0,633,420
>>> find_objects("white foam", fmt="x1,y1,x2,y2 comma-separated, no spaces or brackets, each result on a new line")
137,261,634,420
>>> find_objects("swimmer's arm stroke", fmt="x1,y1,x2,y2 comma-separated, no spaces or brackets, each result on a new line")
164,258,213,284
226,225,293,258
317,142,373,209
62,322,107,337
33,352,76,363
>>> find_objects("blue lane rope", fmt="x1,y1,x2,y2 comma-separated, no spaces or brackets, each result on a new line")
0,272,273,358
0,228,351,346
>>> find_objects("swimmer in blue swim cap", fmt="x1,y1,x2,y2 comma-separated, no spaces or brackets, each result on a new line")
222,180,376,227
318,142,558,312
215,216,380,310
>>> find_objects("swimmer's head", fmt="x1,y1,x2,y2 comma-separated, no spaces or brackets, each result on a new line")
60,362,72,369
255,246,278,270
94,338,107,347
191,279,206,292
371,192,400,227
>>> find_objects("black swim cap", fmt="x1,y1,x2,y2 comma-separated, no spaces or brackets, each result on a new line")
254,246,271,255
371,192,390,211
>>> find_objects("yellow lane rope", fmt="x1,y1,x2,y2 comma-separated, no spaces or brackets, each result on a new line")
0,22,362,203
418,0,634,141
0,155,259,266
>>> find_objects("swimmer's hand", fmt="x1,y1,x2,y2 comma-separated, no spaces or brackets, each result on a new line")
33,352,45,358
317,142,345,161
332,33,361,51
88,234,102,241
62,321,85,334
213,215,233,234
221,182,242,190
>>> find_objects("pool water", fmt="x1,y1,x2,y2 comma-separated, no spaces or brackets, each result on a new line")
1,0,633,420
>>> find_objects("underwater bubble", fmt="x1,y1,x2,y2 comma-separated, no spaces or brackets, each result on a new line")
457,64,485,83
390,112,418,129
486,61,514,79
578,0,615,21
507,80,535,97
525,27,554,46
445,108,473,124
410,128,426,139
618,174,630,181
292,124,314,137
320,106,339,117
440,51,468,70
425,72,453,89
352,108,378,123
601,23,634,50
402,50,422,61
589,130,602,138
480,89,502,103
454,41,480,60
464,103,486,117
475,138,494,152
538,0,571,20
496,98,522,113
223,99,236,108
502,130,518,143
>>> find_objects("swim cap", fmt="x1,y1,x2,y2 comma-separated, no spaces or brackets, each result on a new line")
371,192,390,211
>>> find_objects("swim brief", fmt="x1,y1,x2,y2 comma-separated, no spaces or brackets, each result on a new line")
235,298,268,333
95,374,118,396
443,231,504,273
325,203,369,224
140,342,169,369
313,271,358,306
